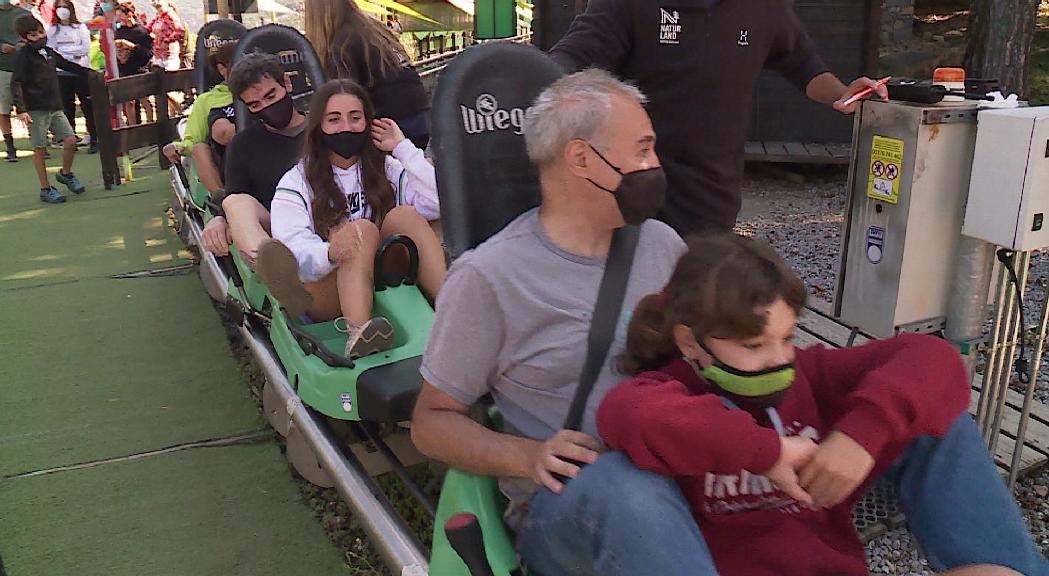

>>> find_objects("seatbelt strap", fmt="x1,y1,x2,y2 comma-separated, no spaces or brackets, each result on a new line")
563,224,641,431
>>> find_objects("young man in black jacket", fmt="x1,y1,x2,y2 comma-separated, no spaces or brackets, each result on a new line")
11,14,89,203
549,0,888,235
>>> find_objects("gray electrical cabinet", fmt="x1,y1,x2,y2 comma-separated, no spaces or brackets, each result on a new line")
834,100,980,338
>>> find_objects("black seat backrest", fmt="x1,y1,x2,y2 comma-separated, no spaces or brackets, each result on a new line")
193,19,247,93
431,43,563,258
230,24,327,132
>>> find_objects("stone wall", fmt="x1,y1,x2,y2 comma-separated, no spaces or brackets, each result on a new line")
882,0,916,45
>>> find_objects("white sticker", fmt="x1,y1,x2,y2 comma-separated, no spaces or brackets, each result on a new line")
340,393,353,413
866,226,885,264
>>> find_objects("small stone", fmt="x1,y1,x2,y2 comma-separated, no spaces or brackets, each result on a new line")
1034,485,1048,497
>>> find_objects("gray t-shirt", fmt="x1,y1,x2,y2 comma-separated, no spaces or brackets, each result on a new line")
422,208,685,440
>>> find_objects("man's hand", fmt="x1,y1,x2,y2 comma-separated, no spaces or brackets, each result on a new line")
798,431,875,509
765,436,818,506
528,429,602,495
162,142,180,163
0,43,15,54
16,112,31,128
202,216,232,256
371,118,405,153
833,77,889,115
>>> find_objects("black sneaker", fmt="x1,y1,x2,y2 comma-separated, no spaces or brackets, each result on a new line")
5,150,16,162
88,142,98,155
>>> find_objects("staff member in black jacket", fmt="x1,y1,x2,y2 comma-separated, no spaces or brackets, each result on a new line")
550,0,887,235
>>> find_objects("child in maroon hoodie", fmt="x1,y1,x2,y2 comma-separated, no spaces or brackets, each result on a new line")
597,233,1044,576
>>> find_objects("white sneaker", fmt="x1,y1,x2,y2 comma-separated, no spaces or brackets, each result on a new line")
339,317,396,359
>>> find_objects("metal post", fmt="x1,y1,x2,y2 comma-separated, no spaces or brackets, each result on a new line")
988,251,1031,453
944,236,996,378
979,263,1015,440
1009,269,1049,487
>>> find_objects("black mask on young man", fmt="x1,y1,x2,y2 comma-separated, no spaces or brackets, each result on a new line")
585,143,666,225
255,92,294,130
29,38,47,50
321,130,368,159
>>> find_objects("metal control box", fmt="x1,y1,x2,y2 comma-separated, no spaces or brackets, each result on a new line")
835,100,979,338
963,108,1049,251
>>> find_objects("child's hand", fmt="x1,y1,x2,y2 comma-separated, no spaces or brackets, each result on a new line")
371,118,405,153
0,43,15,54
798,431,874,509
766,436,818,506
16,112,31,128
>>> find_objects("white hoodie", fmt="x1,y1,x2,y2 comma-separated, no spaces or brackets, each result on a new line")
271,139,439,282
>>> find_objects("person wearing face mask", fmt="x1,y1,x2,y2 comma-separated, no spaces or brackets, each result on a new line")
410,68,685,549
592,233,1049,576
10,13,91,202
47,0,96,153
203,53,307,273
0,0,30,161
259,78,442,359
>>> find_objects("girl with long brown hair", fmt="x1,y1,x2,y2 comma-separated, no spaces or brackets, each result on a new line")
261,79,443,359
590,233,1043,576
304,0,430,149
47,0,96,152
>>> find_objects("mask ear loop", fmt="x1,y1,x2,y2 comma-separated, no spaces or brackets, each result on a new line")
765,407,787,437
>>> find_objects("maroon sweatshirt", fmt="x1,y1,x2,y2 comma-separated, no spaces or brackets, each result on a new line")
597,333,969,576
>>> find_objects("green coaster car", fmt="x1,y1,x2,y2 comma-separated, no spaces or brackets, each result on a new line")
172,25,434,492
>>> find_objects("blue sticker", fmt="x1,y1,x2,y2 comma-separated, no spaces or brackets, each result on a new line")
866,226,885,264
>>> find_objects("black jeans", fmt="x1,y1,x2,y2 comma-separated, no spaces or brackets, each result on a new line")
58,73,96,140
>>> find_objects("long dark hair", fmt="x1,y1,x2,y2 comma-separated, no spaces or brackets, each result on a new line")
621,233,808,375
304,79,396,239
51,0,80,26
305,0,408,85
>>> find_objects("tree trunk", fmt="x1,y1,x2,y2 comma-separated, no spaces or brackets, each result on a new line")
964,0,1041,97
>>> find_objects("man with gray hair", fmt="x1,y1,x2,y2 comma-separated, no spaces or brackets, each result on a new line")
412,69,707,574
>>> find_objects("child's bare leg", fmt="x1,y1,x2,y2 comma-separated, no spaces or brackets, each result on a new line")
33,147,48,188
379,206,445,300
61,135,76,173
301,220,380,325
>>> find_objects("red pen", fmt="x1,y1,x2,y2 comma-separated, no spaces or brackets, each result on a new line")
840,76,892,107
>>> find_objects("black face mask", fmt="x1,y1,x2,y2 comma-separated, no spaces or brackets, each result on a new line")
585,143,666,226
29,38,47,50
321,129,368,160
254,91,294,130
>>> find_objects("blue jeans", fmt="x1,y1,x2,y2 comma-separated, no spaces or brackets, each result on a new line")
517,416,1049,576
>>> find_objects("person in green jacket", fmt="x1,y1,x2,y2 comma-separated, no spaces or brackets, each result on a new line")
163,41,236,194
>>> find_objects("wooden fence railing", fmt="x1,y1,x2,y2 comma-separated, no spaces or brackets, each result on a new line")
88,69,196,189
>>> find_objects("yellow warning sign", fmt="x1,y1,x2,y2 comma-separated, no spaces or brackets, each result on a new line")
867,135,905,204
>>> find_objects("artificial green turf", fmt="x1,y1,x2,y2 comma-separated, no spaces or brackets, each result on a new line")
0,161,190,291
0,273,265,476
0,441,348,576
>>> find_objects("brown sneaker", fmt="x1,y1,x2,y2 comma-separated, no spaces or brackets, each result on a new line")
339,316,396,359
256,239,313,318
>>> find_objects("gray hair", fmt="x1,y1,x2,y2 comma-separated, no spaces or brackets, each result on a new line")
524,68,647,167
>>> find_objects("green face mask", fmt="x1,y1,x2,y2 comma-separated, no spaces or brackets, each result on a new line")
698,343,795,399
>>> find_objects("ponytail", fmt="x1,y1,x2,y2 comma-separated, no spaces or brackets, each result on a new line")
620,292,680,375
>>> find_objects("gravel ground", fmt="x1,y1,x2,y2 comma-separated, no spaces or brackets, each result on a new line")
737,166,1049,574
